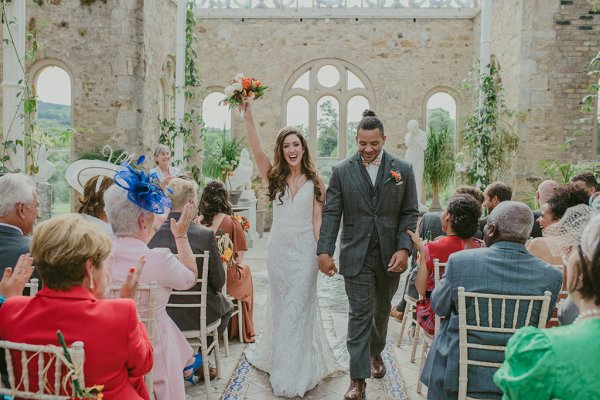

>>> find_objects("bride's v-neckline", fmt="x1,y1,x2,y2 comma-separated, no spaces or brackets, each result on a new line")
287,179,312,203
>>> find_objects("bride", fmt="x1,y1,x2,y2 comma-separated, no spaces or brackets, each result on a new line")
241,103,344,397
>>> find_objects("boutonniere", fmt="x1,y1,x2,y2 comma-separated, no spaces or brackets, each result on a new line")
384,170,402,185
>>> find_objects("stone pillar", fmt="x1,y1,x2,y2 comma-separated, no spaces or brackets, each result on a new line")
37,182,52,221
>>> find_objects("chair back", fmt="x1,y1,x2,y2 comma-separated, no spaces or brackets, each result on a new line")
167,252,211,344
24,278,39,296
432,259,445,334
108,281,158,398
0,339,85,399
457,287,552,400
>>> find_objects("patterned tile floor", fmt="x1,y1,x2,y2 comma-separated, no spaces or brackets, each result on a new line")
185,234,427,399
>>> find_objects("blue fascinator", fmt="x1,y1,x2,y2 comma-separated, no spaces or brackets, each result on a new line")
113,156,172,214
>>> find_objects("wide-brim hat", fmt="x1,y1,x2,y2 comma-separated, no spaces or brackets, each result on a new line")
65,159,120,194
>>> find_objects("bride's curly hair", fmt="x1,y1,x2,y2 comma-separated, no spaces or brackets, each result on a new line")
267,127,322,204
199,181,233,227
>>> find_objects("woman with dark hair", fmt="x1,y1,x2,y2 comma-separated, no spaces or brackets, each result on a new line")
199,180,255,343
527,185,589,265
494,214,600,399
240,103,342,397
407,194,483,334
78,175,114,237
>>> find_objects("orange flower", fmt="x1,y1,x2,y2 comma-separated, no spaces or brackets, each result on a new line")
242,78,252,90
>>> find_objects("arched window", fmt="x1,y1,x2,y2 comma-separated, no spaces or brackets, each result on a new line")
34,64,72,216
425,90,458,136
283,59,375,182
201,90,232,176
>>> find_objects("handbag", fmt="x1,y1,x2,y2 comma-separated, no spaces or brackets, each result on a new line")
415,297,435,335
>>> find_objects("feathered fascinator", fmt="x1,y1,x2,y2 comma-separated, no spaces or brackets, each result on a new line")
113,155,172,214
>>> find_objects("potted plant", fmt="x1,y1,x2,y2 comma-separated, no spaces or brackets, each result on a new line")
203,130,245,204
424,125,456,211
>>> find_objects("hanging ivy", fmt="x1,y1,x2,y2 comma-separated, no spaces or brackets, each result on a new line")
460,64,519,189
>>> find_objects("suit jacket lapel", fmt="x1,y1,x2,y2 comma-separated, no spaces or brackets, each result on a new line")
373,151,387,189
373,150,395,211
349,152,375,210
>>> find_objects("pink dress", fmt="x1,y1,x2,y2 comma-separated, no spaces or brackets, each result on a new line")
111,237,196,400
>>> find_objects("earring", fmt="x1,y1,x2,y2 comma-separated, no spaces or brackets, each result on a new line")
89,270,95,290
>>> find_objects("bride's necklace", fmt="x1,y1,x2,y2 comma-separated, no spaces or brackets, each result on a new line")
575,307,600,323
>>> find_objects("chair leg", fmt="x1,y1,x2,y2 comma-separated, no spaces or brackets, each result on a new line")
397,308,409,347
222,327,230,357
201,339,212,400
410,322,420,363
213,332,222,379
416,338,430,394
237,303,244,343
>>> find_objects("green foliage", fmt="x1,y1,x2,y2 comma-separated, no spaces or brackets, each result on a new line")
582,50,600,114
203,130,244,183
317,99,339,158
427,107,455,135
539,160,600,184
461,64,519,189
424,125,456,195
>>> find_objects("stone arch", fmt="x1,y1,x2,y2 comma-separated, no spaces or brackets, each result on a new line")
421,85,461,137
159,57,176,121
30,58,75,126
282,58,376,181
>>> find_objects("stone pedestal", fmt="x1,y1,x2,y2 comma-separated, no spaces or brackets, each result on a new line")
37,181,52,221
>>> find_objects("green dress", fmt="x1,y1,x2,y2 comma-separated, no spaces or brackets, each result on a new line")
494,319,600,400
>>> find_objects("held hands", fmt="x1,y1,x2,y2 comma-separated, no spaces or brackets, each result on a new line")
171,200,196,239
387,249,409,273
0,253,35,298
120,256,146,299
318,254,338,277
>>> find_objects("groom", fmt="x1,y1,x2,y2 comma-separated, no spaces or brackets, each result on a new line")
317,111,418,400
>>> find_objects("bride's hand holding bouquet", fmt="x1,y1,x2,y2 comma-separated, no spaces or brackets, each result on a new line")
221,73,267,117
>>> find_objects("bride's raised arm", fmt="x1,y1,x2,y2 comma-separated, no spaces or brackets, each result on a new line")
242,103,272,183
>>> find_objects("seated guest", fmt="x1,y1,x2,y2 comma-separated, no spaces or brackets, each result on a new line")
530,180,560,238
199,181,255,343
479,181,512,233
391,185,484,321
0,173,38,275
78,175,114,238
570,172,598,198
105,165,201,399
149,144,182,187
406,195,483,334
0,214,152,399
148,178,233,366
421,201,563,400
527,185,588,264
495,214,600,400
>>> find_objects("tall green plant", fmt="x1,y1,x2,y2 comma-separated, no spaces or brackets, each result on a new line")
461,64,519,189
424,125,456,211
203,131,244,185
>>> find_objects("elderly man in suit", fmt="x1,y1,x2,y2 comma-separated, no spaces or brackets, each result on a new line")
0,173,39,274
530,179,560,238
318,110,419,400
421,201,563,399
148,177,232,379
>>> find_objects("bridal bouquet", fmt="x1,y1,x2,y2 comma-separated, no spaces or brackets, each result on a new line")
221,73,268,116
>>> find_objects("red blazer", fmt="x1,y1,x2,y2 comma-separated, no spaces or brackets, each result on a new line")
0,286,153,400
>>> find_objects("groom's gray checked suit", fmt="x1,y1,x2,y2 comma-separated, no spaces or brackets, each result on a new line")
317,150,419,379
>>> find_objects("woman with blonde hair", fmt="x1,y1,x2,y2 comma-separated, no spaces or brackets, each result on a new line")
241,103,343,397
0,214,153,399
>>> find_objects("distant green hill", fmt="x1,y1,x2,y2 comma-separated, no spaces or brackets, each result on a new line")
37,101,71,131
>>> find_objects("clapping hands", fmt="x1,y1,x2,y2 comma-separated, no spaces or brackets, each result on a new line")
0,254,35,298
119,256,146,299
170,200,196,239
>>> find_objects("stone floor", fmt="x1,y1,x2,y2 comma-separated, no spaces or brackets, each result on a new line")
185,233,428,400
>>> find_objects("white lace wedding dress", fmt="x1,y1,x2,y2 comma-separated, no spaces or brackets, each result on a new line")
245,180,346,397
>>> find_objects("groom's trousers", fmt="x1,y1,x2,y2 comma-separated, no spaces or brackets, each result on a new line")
344,232,401,379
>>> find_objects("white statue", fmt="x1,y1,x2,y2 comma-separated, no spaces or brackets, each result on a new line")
404,120,427,208
228,148,253,191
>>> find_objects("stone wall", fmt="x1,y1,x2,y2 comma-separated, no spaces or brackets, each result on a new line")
194,17,476,157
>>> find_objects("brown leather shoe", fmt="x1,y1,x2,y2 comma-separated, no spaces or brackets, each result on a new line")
390,308,404,322
344,379,366,400
370,354,386,378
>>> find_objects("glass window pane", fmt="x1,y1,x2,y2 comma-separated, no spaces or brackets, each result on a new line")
347,70,365,90
286,96,309,138
36,66,72,216
317,96,339,158
292,71,310,90
426,92,456,135
317,158,337,184
202,92,231,133
317,65,340,88
347,96,370,155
